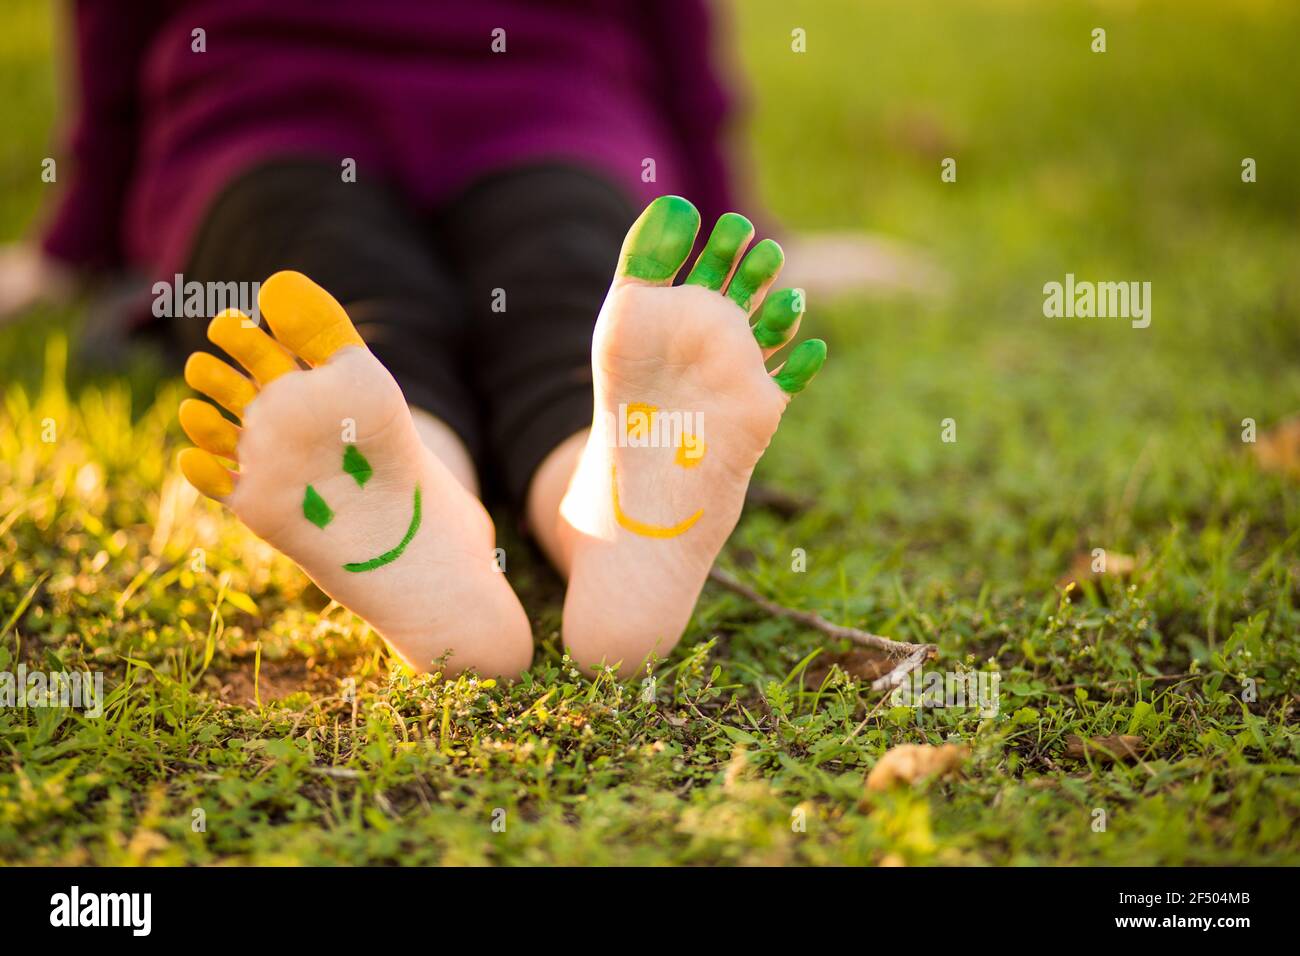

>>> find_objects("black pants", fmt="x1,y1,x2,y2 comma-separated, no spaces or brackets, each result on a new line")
181,161,636,509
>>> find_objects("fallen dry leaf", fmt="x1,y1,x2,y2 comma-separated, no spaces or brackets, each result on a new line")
1057,550,1138,597
1252,414,1300,479
866,743,969,791
1063,734,1147,764
805,648,894,686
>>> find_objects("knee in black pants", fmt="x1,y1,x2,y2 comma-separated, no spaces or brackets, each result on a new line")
434,165,638,509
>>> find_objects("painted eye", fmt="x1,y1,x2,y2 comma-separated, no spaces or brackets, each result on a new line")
303,445,373,528
674,432,706,468
343,445,372,486
303,485,333,529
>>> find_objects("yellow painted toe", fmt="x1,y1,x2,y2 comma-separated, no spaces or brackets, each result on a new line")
184,352,258,416
179,398,241,459
258,271,364,365
207,309,298,384
178,447,235,499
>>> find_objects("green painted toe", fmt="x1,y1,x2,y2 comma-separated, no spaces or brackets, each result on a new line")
773,338,827,395
753,288,805,348
685,212,754,290
617,196,701,283
726,238,784,312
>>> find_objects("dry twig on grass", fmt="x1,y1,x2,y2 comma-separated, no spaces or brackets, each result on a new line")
707,567,936,692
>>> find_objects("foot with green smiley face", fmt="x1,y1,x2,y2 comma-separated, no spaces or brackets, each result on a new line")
549,196,827,677
177,272,533,678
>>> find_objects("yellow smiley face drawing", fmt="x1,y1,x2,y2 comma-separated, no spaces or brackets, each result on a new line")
611,403,707,539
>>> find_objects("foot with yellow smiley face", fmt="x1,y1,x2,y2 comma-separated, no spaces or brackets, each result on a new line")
541,196,826,677
176,272,533,678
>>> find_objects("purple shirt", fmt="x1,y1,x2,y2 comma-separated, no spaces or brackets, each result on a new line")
43,0,739,275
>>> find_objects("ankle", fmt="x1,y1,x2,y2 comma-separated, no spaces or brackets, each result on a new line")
524,429,587,575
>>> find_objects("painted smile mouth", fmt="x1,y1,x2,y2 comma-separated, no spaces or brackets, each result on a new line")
342,485,422,572
610,464,702,539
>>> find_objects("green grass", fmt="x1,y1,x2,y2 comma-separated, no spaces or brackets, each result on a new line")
1,0,1298,865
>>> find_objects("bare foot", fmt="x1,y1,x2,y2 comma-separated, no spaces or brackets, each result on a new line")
559,197,826,676
177,272,532,677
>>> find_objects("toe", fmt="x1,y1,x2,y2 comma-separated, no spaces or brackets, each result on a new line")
752,287,806,356
684,212,754,291
726,238,784,315
179,398,241,459
178,447,235,500
258,271,366,366
207,309,298,384
184,352,258,417
615,195,700,284
772,338,828,395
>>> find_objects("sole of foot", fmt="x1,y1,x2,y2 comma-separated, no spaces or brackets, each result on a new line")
560,196,826,677
178,271,532,678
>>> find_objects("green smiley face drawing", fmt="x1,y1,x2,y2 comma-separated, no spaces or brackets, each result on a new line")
302,445,421,573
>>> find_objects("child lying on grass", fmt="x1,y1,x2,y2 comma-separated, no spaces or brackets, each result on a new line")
178,204,826,678
30,1,826,677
